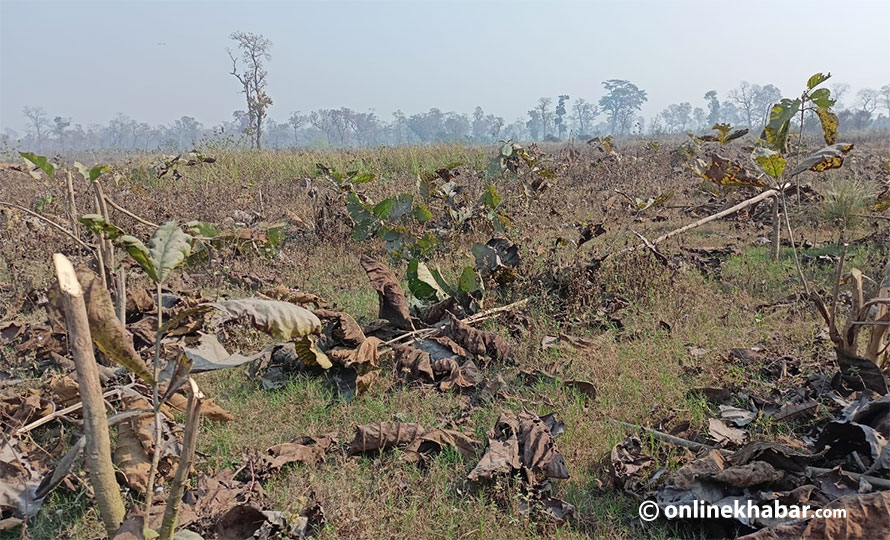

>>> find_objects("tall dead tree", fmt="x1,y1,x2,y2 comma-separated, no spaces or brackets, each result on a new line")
228,32,273,150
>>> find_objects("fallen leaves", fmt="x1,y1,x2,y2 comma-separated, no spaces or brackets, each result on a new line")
360,255,412,329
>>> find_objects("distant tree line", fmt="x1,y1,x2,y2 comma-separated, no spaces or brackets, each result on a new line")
3,31,888,153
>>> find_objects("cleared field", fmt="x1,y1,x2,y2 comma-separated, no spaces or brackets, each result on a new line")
2,134,890,539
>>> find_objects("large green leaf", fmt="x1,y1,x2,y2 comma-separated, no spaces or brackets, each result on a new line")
372,198,395,219
118,235,156,279
20,152,55,180
407,259,446,302
413,203,433,223
752,147,787,179
211,298,322,340
807,72,830,90
389,194,414,222
184,220,220,238
147,221,192,284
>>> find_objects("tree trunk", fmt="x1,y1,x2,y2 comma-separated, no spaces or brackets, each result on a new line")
53,253,125,534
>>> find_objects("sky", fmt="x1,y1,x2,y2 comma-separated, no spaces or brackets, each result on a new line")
1,0,889,132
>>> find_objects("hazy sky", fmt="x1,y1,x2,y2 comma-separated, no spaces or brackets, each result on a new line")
2,0,889,132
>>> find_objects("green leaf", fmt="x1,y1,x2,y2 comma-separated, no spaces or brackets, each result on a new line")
413,203,433,222
184,220,220,238
78,214,126,240
458,266,480,293
147,221,192,284
373,198,395,219
74,161,110,182
352,218,379,241
413,232,439,257
430,266,458,298
346,192,372,222
20,152,55,180
482,184,502,210
407,259,445,302
764,98,800,152
350,172,375,184
118,235,157,280
808,88,835,109
752,147,787,179
807,72,830,90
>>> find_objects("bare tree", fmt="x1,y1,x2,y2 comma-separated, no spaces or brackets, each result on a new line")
830,83,850,109
880,84,890,117
728,81,757,128
228,32,273,150
536,98,552,138
23,106,51,149
858,88,880,114
287,111,305,146
53,116,71,149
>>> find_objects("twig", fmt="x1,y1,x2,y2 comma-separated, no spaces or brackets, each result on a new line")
381,298,529,346
102,194,158,227
829,242,848,331
158,379,203,540
606,418,714,452
0,201,93,251
15,386,129,434
780,190,810,295
608,187,782,261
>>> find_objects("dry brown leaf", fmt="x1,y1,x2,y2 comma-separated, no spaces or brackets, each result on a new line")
395,344,435,383
610,435,654,490
347,422,425,454
403,429,478,462
73,267,154,382
314,308,366,347
252,432,337,477
113,396,153,493
468,412,522,481
360,255,412,329
165,392,234,422
448,313,513,363
126,287,155,314
263,283,326,307
740,490,890,539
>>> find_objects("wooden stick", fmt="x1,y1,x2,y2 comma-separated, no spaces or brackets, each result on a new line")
609,187,782,260
382,298,529,346
158,379,203,540
0,201,93,250
102,195,158,228
15,386,126,435
53,253,125,533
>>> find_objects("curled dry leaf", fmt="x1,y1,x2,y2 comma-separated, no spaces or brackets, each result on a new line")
326,337,382,394
348,422,425,455
360,255,412,329
112,396,154,493
263,283,326,307
403,429,479,462
610,435,654,491
293,334,333,369
468,411,568,485
250,432,338,478
395,344,435,383
314,308,366,347
73,267,154,383
182,333,267,373
448,313,513,363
